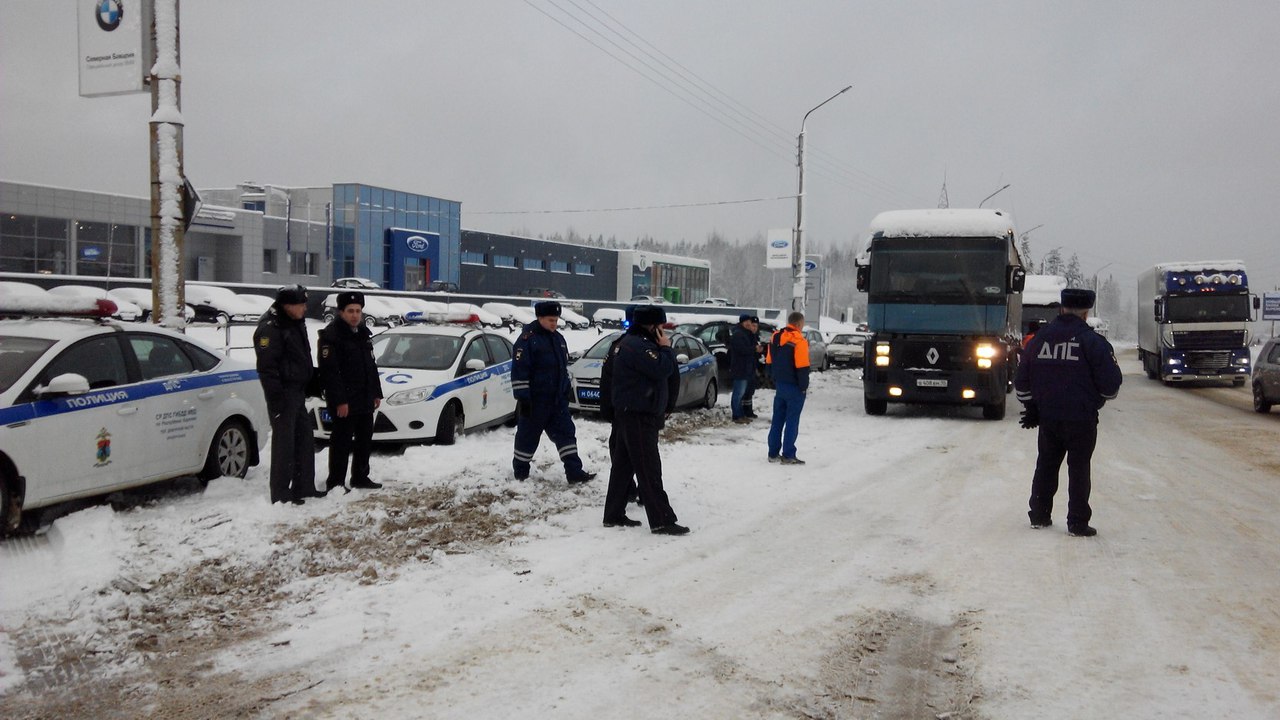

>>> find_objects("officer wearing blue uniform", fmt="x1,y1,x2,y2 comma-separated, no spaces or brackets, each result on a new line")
318,291,383,493
254,285,318,505
729,314,763,422
1014,288,1122,536
511,301,595,483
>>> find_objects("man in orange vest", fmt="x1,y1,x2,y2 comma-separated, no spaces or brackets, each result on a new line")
765,311,811,464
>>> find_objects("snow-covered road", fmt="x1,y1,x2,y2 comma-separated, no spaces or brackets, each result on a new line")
2,343,1278,719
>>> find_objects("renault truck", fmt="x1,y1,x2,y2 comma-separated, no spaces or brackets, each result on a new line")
856,209,1025,419
1137,261,1258,385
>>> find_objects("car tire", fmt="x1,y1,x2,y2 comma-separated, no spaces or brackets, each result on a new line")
435,402,463,445
215,311,231,326
0,475,13,535
1253,382,1273,413
864,396,887,416
201,419,252,481
323,311,336,324
702,379,717,409
364,315,377,329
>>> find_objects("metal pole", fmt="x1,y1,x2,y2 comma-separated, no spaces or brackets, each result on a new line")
148,0,185,328
794,85,852,314
978,183,1011,209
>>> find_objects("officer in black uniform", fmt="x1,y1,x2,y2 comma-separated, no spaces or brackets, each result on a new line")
511,301,596,483
1014,288,1123,536
605,305,687,535
729,313,763,422
254,285,318,505
318,291,384,493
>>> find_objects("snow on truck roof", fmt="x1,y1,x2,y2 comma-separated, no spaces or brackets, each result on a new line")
1153,260,1246,273
1022,274,1068,306
857,208,1017,262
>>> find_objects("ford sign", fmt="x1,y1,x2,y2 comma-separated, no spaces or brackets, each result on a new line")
406,235,429,253
804,260,817,272
770,240,789,248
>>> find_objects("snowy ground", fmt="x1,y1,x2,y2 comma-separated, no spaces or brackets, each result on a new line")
2,326,1279,719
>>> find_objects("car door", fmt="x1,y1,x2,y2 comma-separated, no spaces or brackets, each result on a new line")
454,335,494,428
125,332,208,480
482,333,517,421
673,336,702,406
15,334,142,503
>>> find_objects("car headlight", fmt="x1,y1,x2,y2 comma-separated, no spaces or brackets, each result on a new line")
386,385,436,405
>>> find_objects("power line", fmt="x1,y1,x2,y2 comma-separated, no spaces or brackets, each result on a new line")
471,193,796,216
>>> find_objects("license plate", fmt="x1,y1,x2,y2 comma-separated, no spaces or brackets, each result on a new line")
578,388,601,401
916,378,948,388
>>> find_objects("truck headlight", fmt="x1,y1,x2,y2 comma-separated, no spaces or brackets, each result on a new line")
874,343,890,367
386,385,436,405
975,343,997,369
1166,358,1182,366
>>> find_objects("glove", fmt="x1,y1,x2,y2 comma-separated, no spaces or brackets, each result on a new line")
1019,403,1040,430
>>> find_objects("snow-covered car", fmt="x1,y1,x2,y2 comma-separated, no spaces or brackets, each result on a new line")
320,293,401,328
447,303,504,328
46,285,142,322
826,332,871,368
0,301,269,534
307,323,516,446
332,277,381,289
186,284,269,324
105,287,197,323
235,293,274,319
559,306,591,330
0,281,49,301
629,295,666,304
568,330,718,413
592,308,627,329
699,297,734,306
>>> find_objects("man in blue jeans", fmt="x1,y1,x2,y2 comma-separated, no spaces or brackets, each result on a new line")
729,314,762,423
766,311,811,465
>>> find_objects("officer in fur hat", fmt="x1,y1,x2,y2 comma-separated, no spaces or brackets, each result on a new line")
511,300,596,483
1014,288,1122,537
318,291,383,493
253,285,318,504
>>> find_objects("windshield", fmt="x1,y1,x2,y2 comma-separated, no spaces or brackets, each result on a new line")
583,332,622,360
0,336,56,393
830,334,863,345
1165,294,1252,323
372,333,463,370
869,237,1008,304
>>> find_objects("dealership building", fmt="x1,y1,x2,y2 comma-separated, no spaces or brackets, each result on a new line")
0,180,711,303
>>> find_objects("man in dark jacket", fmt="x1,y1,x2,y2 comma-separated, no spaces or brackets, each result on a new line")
604,305,687,534
729,314,762,422
1015,288,1123,537
766,311,811,464
318,291,384,493
511,301,596,483
254,285,318,505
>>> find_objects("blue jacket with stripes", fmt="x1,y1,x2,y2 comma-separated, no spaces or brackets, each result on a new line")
1014,313,1122,421
511,321,571,404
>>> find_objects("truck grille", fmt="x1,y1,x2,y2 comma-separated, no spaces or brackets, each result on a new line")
1184,351,1234,373
899,339,972,371
1171,330,1245,350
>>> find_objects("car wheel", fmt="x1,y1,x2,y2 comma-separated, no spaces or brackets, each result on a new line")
323,311,336,324
364,315,378,329
435,402,464,445
1253,382,1272,413
0,475,14,535
201,420,252,481
702,379,717,409
216,311,231,326
864,396,887,415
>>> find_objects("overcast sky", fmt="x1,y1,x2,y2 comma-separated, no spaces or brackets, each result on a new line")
4,1,1280,295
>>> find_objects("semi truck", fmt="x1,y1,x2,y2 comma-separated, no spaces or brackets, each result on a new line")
855,209,1025,420
1021,274,1068,335
1137,261,1258,385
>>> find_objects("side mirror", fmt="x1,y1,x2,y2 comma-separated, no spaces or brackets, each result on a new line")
856,265,869,293
34,373,92,398
568,351,583,362
1008,266,1027,293
464,358,486,372
1254,296,1261,310
1154,299,1164,323
676,353,690,365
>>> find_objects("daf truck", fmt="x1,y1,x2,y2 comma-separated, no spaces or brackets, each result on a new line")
1137,261,1258,385
856,209,1025,419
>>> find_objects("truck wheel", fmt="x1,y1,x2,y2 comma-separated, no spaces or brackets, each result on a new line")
1254,383,1272,413
201,420,252,481
435,402,463,445
1232,378,1245,388
864,396,887,416
983,394,1007,420
1143,352,1158,380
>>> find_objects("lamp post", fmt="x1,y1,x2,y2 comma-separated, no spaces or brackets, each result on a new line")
1092,262,1114,292
978,183,1011,209
1040,245,1063,274
793,84,853,313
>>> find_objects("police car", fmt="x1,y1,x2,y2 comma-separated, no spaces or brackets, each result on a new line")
568,330,719,413
0,299,269,535
307,320,516,447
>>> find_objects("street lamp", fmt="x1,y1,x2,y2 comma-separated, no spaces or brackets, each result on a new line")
1092,262,1114,292
978,183,1011,209
793,84,853,313
1040,245,1063,275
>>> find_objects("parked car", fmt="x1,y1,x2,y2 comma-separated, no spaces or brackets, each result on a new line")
332,277,381,289
105,287,196,323
1252,337,1280,413
185,284,269,324
699,297,734,306
320,293,401,328
568,330,718,414
826,331,871,368
234,293,274,319
447,302,504,328
592,308,627,329
307,323,516,447
47,285,143,322
802,328,829,372
559,306,591,330
629,295,666,304
516,288,567,299
425,280,460,293
0,303,268,534
686,318,776,387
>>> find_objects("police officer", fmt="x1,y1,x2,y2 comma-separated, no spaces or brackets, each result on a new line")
766,311,811,464
511,301,596,483
254,285,318,505
318,291,384,493
1015,288,1122,537
729,313,763,423
605,305,687,534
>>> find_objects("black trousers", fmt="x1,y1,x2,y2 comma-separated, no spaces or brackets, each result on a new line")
327,411,374,488
1029,419,1098,526
268,391,316,503
605,411,677,528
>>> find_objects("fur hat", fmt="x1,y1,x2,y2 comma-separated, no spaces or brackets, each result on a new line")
336,291,365,310
739,313,759,323
1060,288,1096,309
534,300,562,317
275,284,308,305
632,305,667,326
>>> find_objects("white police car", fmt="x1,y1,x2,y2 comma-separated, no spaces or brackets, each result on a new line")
0,301,269,534
308,321,516,447
568,330,719,413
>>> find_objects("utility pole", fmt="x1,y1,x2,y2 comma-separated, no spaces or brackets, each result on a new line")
793,85,852,315
148,0,186,327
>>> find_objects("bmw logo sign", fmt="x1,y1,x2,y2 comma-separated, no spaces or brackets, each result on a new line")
406,235,429,253
96,0,124,31
770,239,789,248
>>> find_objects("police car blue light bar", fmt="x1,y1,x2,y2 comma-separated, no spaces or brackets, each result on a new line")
0,296,119,318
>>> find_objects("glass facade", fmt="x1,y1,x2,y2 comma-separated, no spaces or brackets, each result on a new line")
329,183,461,289
632,261,710,303
1,213,137,276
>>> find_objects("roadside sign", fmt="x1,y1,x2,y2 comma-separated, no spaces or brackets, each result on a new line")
766,229,791,269
1263,293,1280,321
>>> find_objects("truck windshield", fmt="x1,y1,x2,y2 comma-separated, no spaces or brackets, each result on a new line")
1165,294,1251,323
868,237,1008,304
